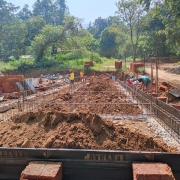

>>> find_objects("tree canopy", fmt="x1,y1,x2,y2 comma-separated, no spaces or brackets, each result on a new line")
0,0,180,64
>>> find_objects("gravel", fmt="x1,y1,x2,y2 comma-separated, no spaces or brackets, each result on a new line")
118,82,180,151
147,117,180,151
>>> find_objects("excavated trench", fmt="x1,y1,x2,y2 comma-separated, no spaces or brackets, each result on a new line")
0,74,178,152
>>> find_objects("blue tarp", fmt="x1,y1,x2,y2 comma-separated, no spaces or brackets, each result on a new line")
25,80,36,93
16,82,24,92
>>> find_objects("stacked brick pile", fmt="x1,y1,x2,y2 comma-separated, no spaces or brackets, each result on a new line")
115,61,122,69
84,61,94,68
0,75,24,93
130,63,144,73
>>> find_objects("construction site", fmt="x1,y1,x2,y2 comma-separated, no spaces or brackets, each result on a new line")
0,60,180,180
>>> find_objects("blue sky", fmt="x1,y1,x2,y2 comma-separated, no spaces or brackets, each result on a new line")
6,0,118,24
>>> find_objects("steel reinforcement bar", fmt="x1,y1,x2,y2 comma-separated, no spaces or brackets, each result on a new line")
118,81,180,142
0,83,83,122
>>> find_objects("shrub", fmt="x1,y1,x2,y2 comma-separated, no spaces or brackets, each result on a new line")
91,53,102,63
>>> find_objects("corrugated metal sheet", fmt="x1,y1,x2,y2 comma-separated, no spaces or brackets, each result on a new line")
169,89,180,97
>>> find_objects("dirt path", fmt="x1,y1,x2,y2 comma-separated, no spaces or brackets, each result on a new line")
145,67,180,88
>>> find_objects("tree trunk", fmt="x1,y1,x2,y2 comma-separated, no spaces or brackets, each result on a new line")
133,45,137,62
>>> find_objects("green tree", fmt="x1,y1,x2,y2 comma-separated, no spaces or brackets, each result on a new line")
0,0,20,60
1,19,27,59
31,16,81,60
76,30,99,52
99,26,121,58
56,0,67,25
144,5,169,57
141,0,180,18
106,16,121,26
17,4,32,21
90,17,108,39
87,16,121,40
25,16,46,46
141,3,177,57
33,0,67,25
0,0,19,30
116,0,146,61
33,0,54,25
166,0,180,18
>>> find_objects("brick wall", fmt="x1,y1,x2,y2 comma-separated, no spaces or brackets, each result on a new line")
115,61,122,69
0,75,24,93
130,63,144,73
84,61,94,68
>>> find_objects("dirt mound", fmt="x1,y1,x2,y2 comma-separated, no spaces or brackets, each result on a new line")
75,75,142,114
0,109,176,152
76,95,142,114
54,92,72,101
82,74,118,92
57,92,72,101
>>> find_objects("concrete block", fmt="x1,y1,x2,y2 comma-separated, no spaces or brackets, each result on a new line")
20,161,62,180
132,163,175,180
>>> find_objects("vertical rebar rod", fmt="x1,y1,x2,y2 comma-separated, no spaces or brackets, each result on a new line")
151,59,153,88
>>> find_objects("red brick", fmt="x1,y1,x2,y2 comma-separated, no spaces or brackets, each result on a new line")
0,75,24,85
88,61,93,66
115,61,122,69
130,63,144,73
84,64,90,68
132,163,175,180
84,61,93,68
151,93,158,97
159,85,168,91
157,96,167,103
171,104,180,110
39,78,43,84
2,81,19,93
20,161,62,180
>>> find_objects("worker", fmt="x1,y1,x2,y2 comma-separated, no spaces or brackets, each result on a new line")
138,76,151,91
69,70,74,85
79,71,85,82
